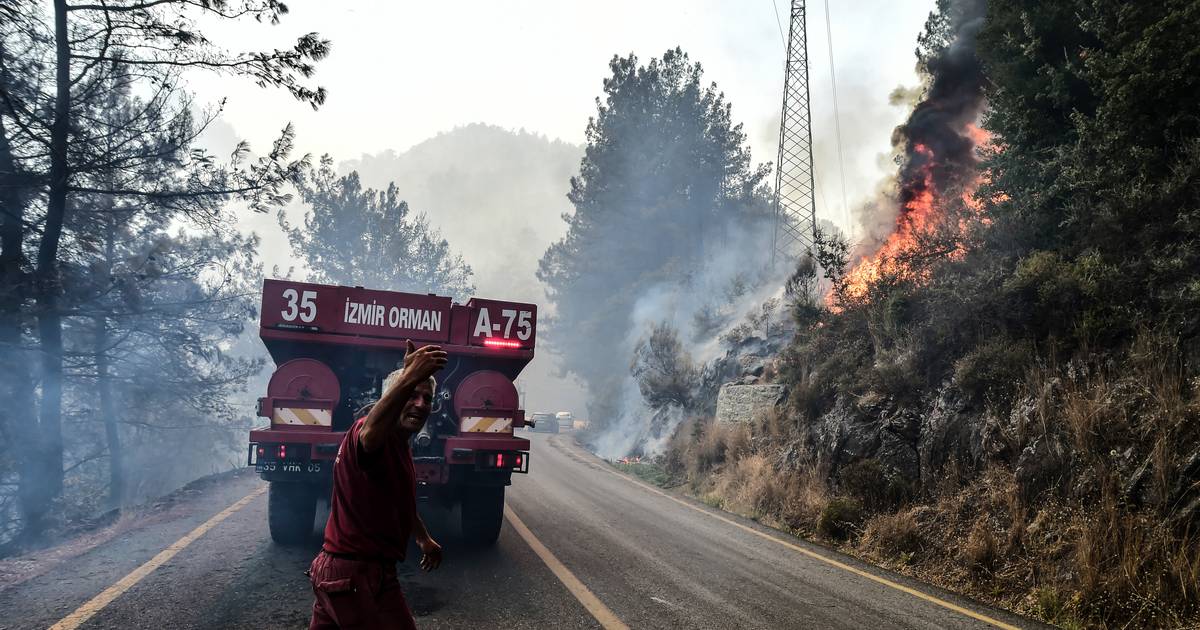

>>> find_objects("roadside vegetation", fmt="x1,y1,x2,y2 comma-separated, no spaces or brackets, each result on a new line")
618,2,1200,627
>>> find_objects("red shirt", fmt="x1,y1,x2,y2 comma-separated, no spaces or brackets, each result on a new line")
322,417,417,560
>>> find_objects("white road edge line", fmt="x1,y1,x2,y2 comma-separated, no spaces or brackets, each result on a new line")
559,436,1022,630
48,485,267,630
505,505,630,630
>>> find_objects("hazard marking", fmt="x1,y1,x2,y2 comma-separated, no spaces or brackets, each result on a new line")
273,407,331,427
461,416,513,433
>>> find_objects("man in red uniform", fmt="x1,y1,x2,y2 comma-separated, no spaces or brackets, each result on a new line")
308,340,447,629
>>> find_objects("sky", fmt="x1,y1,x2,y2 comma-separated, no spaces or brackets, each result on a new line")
192,0,936,416
194,0,934,236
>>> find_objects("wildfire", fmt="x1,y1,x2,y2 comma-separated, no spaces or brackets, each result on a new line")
838,123,992,303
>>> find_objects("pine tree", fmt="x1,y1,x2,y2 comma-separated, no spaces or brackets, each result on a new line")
283,156,475,299
538,48,771,424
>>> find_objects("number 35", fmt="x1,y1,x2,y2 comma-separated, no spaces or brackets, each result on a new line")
281,289,317,323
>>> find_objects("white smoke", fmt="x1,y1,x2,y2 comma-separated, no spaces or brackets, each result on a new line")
588,219,792,460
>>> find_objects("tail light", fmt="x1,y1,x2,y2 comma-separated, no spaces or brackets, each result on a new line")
250,443,310,462
476,451,528,473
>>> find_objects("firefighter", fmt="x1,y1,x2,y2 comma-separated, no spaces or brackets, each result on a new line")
308,340,448,630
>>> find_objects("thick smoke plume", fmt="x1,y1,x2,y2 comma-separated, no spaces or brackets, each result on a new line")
846,0,989,293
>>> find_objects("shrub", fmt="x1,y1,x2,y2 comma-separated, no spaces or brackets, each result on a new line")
963,518,998,574
840,459,913,513
862,510,922,555
953,337,1032,406
817,497,863,540
687,420,751,478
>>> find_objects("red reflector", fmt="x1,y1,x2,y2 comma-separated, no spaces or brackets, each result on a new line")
257,446,266,457
516,454,523,467
482,338,522,349
278,444,287,459
496,453,505,467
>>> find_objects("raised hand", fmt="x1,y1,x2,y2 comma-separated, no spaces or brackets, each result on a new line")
403,340,448,381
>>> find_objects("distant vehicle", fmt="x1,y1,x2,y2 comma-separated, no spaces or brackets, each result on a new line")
555,411,573,429
529,412,558,433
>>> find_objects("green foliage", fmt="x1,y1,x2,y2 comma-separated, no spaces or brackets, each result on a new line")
614,461,672,487
630,322,699,411
284,156,474,298
977,0,1200,347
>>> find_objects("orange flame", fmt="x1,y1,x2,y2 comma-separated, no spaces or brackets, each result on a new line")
838,124,992,304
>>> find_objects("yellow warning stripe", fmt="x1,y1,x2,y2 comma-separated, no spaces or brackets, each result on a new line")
558,437,1022,630
49,485,266,630
274,407,331,426
505,505,629,630
461,416,513,433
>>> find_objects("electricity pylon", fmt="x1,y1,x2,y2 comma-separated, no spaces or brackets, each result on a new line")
772,0,819,263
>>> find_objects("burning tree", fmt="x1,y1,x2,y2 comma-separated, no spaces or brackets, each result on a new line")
835,0,990,307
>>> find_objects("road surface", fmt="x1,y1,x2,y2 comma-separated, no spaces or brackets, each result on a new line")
0,432,1041,629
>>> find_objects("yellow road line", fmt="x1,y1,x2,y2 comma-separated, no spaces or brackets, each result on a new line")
49,485,267,630
562,438,1021,630
505,505,630,630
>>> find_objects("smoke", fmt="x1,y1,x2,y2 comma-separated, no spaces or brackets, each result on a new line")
321,124,589,416
852,0,989,259
588,220,788,460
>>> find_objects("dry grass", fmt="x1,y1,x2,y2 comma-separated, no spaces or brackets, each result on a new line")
662,331,1200,627
861,509,922,556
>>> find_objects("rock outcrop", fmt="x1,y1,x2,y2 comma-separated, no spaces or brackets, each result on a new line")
716,384,788,424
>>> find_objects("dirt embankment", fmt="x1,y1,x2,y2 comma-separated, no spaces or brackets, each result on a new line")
641,342,1200,629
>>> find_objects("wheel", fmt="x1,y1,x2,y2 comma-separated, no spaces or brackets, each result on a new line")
268,482,317,545
461,485,505,545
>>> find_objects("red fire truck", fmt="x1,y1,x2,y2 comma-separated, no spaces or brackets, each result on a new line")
248,279,536,545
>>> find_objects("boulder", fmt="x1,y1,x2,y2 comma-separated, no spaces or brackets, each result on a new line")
1015,435,1069,500
917,386,976,487
716,384,787,425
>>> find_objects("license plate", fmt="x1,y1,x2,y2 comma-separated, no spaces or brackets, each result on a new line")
255,461,324,474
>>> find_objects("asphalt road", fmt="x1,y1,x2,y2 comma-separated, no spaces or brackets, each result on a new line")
0,432,1042,629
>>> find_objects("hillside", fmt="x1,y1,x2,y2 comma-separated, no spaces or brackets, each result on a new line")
636,2,1200,628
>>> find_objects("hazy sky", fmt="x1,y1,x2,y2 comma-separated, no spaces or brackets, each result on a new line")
197,0,936,416
194,0,934,236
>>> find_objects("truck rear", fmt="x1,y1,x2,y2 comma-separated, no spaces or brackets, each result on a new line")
247,279,536,545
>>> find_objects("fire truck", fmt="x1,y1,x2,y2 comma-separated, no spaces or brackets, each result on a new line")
247,279,535,546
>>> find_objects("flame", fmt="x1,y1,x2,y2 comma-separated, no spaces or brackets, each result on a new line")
838,124,993,304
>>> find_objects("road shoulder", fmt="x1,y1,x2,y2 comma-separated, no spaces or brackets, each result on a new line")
551,434,1047,630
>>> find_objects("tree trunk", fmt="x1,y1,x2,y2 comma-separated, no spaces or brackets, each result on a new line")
25,0,73,533
95,316,124,509
0,84,40,541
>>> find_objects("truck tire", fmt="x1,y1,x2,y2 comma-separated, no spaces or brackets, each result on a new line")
461,485,505,545
268,482,317,545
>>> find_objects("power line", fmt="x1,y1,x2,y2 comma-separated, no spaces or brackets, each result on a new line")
823,0,852,238
769,0,787,46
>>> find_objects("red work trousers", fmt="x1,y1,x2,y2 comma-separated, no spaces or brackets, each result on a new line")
308,550,416,630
